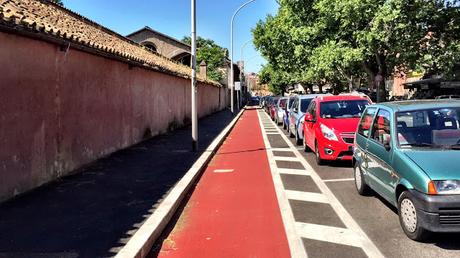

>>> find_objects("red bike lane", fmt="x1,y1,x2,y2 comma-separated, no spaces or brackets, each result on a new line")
157,109,290,258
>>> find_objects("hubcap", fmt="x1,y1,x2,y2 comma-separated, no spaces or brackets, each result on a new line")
401,199,417,233
355,166,362,190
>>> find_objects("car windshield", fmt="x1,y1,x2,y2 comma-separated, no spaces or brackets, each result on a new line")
300,99,312,113
397,108,460,149
320,100,369,118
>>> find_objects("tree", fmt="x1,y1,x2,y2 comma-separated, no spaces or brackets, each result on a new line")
253,0,460,101
182,37,228,82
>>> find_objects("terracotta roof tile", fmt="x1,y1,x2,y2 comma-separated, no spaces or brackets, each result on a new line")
0,0,218,85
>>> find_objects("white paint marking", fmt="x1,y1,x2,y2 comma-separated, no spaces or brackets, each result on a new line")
269,113,385,258
270,148,293,152
285,190,329,204
295,223,363,248
277,168,311,176
323,178,355,183
213,169,234,173
273,156,300,162
257,111,308,258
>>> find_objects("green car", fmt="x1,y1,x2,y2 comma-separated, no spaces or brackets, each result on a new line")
353,100,460,241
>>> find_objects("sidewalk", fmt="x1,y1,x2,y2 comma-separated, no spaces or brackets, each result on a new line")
154,109,290,258
0,110,234,258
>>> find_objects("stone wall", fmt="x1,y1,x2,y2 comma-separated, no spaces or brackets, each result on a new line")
0,31,227,202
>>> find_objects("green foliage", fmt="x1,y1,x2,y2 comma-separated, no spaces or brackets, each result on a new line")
182,36,228,82
253,0,460,98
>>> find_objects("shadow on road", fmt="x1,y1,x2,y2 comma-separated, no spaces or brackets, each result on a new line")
0,110,234,258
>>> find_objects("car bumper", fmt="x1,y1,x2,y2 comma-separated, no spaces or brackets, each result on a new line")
317,138,353,161
411,190,460,232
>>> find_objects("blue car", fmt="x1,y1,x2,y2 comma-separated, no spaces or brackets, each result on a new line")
283,96,296,131
289,94,328,145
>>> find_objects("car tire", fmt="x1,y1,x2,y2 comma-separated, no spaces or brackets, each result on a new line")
289,126,294,138
398,191,430,241
315,141,324,165
353,163,370,195
295,130,302,145
303,137,311,152
282,121,286,130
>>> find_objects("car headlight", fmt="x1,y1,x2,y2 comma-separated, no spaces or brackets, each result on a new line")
431,180,460,195
320,124,338,141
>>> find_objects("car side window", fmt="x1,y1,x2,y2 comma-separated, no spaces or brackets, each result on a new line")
357,107,377,137
371,109,392,145
292,99,298,112
310,102,317,120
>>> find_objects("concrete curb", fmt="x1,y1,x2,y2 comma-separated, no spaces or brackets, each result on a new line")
115,108,245,258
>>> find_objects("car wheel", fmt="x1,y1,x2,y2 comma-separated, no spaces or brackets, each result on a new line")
303,137,311,152
289,126,295,138
282,121,286,130
315,142,324,165
295,130,302,145
398,191,430,241
354,163,370,195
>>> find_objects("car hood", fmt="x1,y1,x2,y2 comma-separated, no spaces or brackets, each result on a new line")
319,118,360,134
404,151,460,180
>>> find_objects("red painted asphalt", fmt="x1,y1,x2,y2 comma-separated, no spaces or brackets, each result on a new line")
157,109,290,258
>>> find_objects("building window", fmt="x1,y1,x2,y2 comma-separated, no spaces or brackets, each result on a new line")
142,42,157,53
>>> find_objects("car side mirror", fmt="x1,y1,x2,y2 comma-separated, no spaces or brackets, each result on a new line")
305,113,316,123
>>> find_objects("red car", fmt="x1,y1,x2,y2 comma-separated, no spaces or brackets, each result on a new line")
303,94,371,165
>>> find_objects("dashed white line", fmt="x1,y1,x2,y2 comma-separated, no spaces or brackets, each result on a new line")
277,168,311,176
273,156,300,162
295,223,363,248
261,112,384,258
257,111,308,258
285,190,329,204
213,169,234,173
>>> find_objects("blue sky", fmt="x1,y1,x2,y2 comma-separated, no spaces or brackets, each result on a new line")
62,0,279,73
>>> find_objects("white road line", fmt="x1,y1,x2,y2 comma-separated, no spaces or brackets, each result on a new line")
277,168,311,176
295,223,363,248
285,190,329,204
263,113,385,258
257,112,308,258
273,156,299,162
270,148,293,152
323,178,355,183
266,133,280,135
213,169,234,173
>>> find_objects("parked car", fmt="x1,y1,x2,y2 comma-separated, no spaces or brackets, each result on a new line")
303,94,370,164
269,97,280,120
353,100,460,241
264,96,273,113
275,97,288,125
289,94,327,145
249,96,260,106
283,96,296,131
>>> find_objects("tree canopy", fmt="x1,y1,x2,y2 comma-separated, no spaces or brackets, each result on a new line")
253,0,460,99
182,36,228,82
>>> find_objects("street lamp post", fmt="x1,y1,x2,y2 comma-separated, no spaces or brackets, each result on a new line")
191,0,198,151
230,0,256,114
